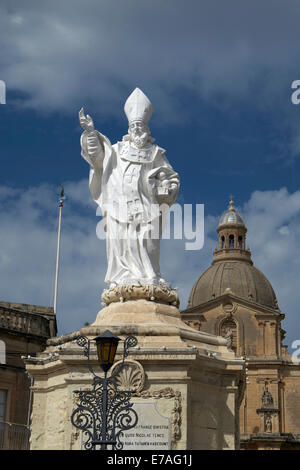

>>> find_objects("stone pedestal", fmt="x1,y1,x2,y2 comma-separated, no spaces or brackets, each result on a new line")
25,300,245,450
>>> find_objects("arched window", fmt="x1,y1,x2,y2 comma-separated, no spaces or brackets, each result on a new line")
229,234,234,249
221,236,225,249
238,236,243,249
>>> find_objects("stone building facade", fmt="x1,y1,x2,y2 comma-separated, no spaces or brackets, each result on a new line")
181,198,300,450
0,301,56,449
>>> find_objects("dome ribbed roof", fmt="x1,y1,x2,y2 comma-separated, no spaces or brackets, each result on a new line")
218,198,245,228
188,261,278,310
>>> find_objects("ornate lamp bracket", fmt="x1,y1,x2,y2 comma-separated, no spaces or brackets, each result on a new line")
71,334,138,450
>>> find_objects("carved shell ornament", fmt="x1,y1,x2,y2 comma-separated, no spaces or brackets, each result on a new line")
110,360,145,393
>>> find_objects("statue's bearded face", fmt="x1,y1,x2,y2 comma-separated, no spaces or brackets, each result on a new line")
129,121,149,148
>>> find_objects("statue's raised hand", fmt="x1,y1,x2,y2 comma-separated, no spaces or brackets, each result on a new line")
79,107,104,171
79,107,95,133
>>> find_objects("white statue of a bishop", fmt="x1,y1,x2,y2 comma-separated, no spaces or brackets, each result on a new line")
79,88,180,292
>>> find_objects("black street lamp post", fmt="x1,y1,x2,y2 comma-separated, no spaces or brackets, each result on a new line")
71,330,138,450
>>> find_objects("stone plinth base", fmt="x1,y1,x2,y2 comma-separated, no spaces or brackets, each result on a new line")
25,300,245,450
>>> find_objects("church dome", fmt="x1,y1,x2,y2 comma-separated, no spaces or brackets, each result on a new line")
187,197,279,311
188,261,278,310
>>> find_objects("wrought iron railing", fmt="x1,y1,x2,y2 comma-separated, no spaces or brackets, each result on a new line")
0,421,30,450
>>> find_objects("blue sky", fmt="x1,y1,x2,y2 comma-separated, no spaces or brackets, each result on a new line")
1,1,300,351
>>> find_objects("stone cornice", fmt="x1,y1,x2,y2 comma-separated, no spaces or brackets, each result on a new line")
25,347,244,378
245,358,286,366
182,292,283,317
46,324,228,348
241,432,300,443
0,307,52,339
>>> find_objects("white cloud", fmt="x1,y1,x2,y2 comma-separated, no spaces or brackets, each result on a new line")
1,0,300,150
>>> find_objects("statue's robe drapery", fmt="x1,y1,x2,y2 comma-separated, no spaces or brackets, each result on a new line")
81,131,179,286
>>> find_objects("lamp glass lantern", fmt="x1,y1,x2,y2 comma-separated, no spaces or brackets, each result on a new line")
93,330,121,373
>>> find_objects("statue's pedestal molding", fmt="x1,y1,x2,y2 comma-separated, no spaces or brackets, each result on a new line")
102,285,180,307
25,300,245,450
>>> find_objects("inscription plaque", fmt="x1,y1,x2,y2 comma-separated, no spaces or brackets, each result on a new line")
121,401,171,450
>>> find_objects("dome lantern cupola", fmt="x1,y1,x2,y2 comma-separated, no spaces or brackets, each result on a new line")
214,196,251,264
218,195,245,229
